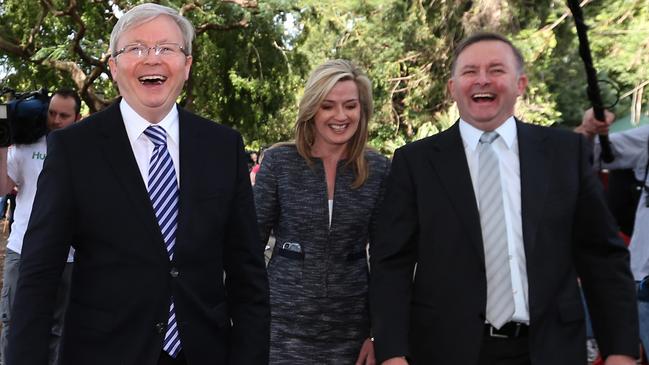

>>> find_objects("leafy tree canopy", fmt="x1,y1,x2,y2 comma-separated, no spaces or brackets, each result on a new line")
1,0,648,154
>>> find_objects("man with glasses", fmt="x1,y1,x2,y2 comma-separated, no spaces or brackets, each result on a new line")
6,4,269,365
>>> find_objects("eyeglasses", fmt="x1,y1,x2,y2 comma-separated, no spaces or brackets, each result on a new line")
112,43,188,59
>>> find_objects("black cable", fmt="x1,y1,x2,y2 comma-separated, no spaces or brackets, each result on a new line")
567,0,615,162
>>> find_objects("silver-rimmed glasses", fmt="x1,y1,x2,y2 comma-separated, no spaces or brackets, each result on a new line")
112,43,188,58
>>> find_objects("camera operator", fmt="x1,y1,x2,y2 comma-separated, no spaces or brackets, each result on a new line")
0,88,81,365
576,108,649,357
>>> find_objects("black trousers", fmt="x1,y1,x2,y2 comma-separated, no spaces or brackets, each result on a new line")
158,351,187,365
477,335,530,365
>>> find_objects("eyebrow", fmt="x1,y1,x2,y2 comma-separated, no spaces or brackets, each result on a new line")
321,98,359,103
123,39,175,45
458,62,509,73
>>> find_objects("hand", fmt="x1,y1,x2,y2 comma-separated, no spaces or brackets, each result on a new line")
381,357,408,365
0,147,14,196
604,354,637,365
575,108,615,140
355,338,376,365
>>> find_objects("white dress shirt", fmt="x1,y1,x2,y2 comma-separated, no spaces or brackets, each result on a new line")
459,117,530,323
119,100,180,189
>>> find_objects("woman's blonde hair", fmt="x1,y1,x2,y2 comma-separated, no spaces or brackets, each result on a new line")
294,59,373,188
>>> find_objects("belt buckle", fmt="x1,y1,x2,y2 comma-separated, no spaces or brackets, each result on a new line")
489,323,522,338
489,326,509,339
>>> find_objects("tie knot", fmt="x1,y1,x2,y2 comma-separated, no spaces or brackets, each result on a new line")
480,131,499,145
143,125,167,147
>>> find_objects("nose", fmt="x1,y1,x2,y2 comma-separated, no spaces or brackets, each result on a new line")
334,105,347,121
143,48,162,63
476,70,490,85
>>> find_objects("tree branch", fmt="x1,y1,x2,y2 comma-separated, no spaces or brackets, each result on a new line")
222,0,258,8
44,59,110,112
41,0,103,67
179,2,199,16
196,19,250,34
272,41,291,73
40,0,68,17
620,79,649,100
543,0,593,32
0,36,29,58
82,65,112,112
27,3,48,50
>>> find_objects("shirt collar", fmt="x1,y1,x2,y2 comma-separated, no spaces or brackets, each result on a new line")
459,116,517,152
120,99,180,146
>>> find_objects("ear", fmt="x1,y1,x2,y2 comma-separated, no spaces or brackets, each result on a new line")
184,56,193,81
447,77,456,101
516,73,528,96
108,57,118,80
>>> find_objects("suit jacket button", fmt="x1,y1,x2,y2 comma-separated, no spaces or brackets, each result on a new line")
170,267,179,278
155,322,166,334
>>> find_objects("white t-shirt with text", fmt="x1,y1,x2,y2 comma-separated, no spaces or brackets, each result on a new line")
7,136,74,262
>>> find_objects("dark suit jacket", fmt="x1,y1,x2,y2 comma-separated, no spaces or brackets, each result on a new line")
369,120,638,365
7,102,270,365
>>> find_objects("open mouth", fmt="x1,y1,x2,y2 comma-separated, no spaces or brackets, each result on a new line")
329,123,349,132
138,75,167,85
472,93,496,103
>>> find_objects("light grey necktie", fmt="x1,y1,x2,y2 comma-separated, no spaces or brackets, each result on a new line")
478,131,514,329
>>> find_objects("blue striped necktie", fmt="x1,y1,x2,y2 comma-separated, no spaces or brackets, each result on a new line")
143,125,182,357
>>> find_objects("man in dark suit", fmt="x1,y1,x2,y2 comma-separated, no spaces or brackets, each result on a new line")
369,32,638,365
6,3,269,365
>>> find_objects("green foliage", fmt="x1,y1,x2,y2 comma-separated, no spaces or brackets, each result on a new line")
588,0,649,118
186,0,307,149
289,0,466,154
2,0,648,153
0,0,308,149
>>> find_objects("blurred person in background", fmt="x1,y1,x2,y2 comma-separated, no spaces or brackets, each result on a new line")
0,88,81,365
577,108,649,360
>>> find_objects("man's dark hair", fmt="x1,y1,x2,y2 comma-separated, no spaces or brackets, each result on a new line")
52,88,82,116
450,31,525,76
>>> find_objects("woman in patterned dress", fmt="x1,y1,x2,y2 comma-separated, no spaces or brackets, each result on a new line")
254,59,389,364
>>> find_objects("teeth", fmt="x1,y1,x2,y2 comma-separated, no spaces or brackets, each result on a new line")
330,124,348,131
473,93,495,98
138,75,167,82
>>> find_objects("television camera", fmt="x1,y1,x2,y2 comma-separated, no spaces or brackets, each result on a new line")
0,87,50,148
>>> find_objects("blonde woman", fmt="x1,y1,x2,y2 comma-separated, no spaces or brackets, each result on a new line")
254,59,389,364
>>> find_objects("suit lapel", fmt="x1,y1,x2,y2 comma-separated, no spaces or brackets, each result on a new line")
97,102,167,255
517,120,550,256
176,108,201,253
427,123,485,262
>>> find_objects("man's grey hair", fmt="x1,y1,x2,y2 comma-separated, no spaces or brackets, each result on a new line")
109,3,195,56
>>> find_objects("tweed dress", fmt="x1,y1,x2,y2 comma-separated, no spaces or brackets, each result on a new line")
254,145,389,364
